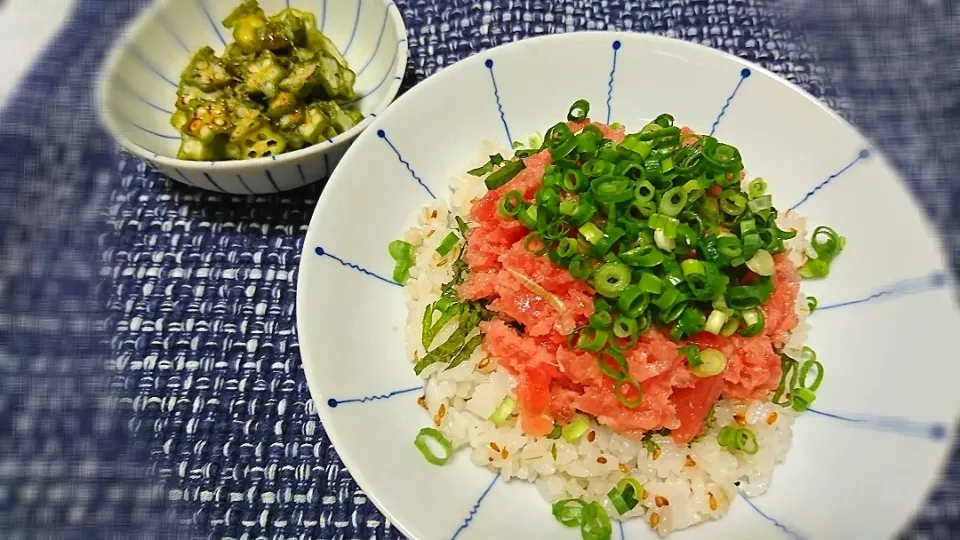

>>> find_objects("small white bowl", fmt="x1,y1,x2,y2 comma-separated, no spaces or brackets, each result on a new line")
97,0,407,193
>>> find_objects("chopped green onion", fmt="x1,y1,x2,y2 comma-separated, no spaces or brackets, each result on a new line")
659,186,688,217
567,99,590,122
607,486,631,515
798,258,830,279
388,239,415,284
467,154,505,176
616,477,644,506
589,311,613,329
806,295,818,313
577,327,609,352
414,427,453,465
691,348,726,377
569,255,591,280
435,232,460,256
735,428,759,454
717,425,738,448
546,424,563,440
552,498,589,527
517,204,538,230
579,222,604,245
593,262,631,298
719,190,746,216
489,396,517,427
654,229,675,251
597,348,629,380
591,176,635,204
678,344,702,368
746,249,775,276
799,357,824,392
810,226,845,262
580,502,612,540
498,190,524,217
562,415,590,443
704,309,729,335
748,177,767,198
484,159,525,190
614,378,643,408
557,237,579,258
737,308,765,337
791,387,817,412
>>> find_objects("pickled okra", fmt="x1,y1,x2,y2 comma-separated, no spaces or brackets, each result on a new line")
168,0,364,161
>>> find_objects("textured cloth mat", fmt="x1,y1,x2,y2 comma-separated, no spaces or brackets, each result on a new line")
0,0,957,538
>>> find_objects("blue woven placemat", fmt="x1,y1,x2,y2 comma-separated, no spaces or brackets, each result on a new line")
0,0,957,538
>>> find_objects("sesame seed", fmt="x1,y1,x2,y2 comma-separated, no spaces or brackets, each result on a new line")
596,456,607,464
650,512,660,528
477,358,490,370
587,431,596,442
433,404,446,426
431,210,438,218
652,447,662,461
655,496,669,507
489,442,501,452
501,449,509,459
767,412,778,425
417,396,427,410
709,492,718,511
619,464,630,474
685,456,696,467
734,414,746,426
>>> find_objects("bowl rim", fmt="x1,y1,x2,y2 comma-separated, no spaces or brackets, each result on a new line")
95,0,409,171
296,29,958,540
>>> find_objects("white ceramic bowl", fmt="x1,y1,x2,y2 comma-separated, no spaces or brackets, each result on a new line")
296,32,960,540
97,0,407,193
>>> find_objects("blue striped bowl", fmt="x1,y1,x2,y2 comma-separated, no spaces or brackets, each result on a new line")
97,0,407,193
297,31,960,540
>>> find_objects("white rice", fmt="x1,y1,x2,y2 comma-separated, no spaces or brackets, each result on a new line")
402,146,809,536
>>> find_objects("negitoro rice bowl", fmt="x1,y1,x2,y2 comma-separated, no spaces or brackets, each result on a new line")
388,101,837,539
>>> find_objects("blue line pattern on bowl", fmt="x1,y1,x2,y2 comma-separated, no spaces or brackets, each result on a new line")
815,271,946,312
709,68,751,136
264,169,281,192
126,118,179,140
235,174,254,194
202,172,224,192
198,0,227,46
606,40,621,124
129,46,178,87
342,0,364,56
157,14,191,53
314,246,400,286
172,168,197,187
484,59,513,146
618,520,626,539
807,409,948,441
450,473,500,540
740,494,806,540
377,129,435,198
790,149,871,210
116,79,173,115
349,39,405,103
356,2,393,77
319,0,328,31
326,385,422,408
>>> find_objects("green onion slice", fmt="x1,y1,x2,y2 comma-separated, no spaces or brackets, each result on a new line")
691,348,726,377
435,232,460,256
489,396,517,427
567,99,590,122
562,415,590,443
484,159,525,190
414,427,454,465
614,378,643,408
736,428,759,455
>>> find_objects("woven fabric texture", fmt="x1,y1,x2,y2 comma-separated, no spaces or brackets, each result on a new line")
0,0,956,539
